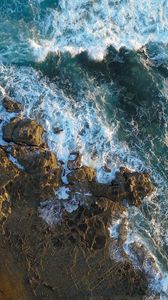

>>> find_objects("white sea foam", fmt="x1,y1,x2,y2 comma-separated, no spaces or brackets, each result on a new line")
39,199,62,226
29,0,168,62
0,64,146,179
56,186,70,200
109,203,168,299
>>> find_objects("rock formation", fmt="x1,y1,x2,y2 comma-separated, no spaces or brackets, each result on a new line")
0,97,155,299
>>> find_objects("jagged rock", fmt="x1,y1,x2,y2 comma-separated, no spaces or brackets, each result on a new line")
67,166,96,183
90,167,154,206
2,96,22,113
113,167,154,205
9,145,62,201
0,116,153,299
67,153,82,170
3,117,44,146
63,197,125,250
53,127,63,134
11,145,59,174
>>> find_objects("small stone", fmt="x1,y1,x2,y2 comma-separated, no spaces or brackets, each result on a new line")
53,127,63,134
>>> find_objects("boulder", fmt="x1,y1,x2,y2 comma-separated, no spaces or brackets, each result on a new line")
2,96,22,113
3,117,44,146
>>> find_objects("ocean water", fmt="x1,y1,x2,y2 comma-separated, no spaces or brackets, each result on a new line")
0,0,168,298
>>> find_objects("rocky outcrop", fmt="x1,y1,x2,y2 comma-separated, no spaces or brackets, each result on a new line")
10,145,62,200
89,167,154,206
3,117,44,146
67,152,82,170
67,166,96,183
2,96,22,113
3,195,148,300
0,110,154,299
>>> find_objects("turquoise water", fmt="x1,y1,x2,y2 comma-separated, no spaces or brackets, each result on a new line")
0,1,168,298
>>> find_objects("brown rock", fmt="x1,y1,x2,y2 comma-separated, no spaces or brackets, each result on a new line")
2,96,22,113
3,117,44,146
67,153,82,170
9,145,62,201
0,148,20,226
90,167,154,206
67,166,96,183
114,167,154,205
0,148,20,188
53,127,63,134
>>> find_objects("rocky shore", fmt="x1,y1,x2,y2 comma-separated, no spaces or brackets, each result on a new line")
0,96,155,299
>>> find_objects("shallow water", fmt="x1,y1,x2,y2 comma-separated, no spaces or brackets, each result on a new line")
0,1,168,298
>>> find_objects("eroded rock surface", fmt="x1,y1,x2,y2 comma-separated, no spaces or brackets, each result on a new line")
2,96,22,113
0,114,155,299
89,167,154,206
3,117,44,146
10,145,62,201
0,147,20,188
68,166,96,183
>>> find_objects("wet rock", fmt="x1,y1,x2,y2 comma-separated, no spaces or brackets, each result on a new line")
11,145,59,174
2,96,22,113
67,166,96,183
9,145,62,201
67,153,82,170
3,117,44,146
114,167,154,205
0,115,153,299
90,167,154,206
63,197,124,250
53,127,63,134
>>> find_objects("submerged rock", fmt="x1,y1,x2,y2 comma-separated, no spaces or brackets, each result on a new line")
3,117,44,146
2,96,22,113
